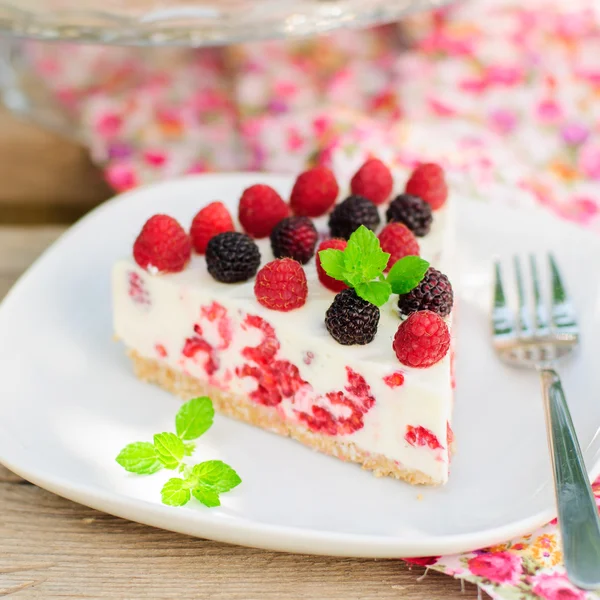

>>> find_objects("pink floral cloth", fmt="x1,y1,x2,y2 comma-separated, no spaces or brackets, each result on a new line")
23,0,600,597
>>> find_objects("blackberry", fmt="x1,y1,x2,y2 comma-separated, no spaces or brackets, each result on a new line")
386,194,432,237
206,232,261,283
325,289,380,345
397,267,453,317
270,216,318,264
328,195,381,240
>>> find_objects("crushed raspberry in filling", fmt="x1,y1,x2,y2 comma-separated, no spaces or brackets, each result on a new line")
179,308,378,436
405,425,444,450
383,372,405,388
202,302,232,350
236,315,307,406
183,336,218,375
235,314,375,435
181,302,231,377
128,271,150,306
303,351,315,365
296,368,375,436
155,344,168,358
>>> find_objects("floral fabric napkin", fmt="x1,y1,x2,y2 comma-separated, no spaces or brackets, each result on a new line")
23,0,600,597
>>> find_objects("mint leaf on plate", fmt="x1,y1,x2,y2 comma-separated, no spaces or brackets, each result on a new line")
116,442,162,475
115,396,241,509
161,478,191,506
354,280,393,307
154,432,185,470
387,256,430,295
175,396,214,441
192,486,221,508
190,460,242,493
183,442,196,457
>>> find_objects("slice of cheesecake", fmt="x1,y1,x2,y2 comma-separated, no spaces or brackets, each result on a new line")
112,166,456,486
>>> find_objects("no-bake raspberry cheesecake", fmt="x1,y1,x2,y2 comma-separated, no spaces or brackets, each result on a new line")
112,161,456,485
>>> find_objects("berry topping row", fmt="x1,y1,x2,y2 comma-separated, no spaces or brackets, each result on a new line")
130,159,453,369
132,158,446,275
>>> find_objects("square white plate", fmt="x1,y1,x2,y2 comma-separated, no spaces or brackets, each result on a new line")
1,173,599,557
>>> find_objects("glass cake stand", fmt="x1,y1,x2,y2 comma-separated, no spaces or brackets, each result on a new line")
0,0,448,145
0,1,448,45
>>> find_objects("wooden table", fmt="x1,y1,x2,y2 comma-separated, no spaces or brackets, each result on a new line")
0,110,483,599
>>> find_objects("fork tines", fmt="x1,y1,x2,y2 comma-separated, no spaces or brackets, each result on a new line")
493,254,579,343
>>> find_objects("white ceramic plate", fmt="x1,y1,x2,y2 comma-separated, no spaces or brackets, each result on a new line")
1,173,599,558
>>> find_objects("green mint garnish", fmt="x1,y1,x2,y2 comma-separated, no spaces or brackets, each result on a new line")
319,225,430,306
189,460,242,493
116,441,163,475
116,397,241,509
387,255,431,295
342,225,390,287
153,432,185,470
354,280,393,307
192,486,221,508
161,478,191,507
175,396,214,440
183,442,196,457
161,460,241,508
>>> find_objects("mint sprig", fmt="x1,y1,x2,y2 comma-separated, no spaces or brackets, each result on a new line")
318,225,429,306
116,397,241,508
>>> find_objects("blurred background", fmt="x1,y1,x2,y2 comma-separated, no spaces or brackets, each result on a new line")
1,0,599,228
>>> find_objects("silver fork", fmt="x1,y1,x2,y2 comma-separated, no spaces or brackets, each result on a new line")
492,254,600,589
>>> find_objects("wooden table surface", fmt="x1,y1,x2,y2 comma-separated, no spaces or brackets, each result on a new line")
0,110,484,599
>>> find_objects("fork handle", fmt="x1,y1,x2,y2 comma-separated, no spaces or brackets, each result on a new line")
540,368,600,589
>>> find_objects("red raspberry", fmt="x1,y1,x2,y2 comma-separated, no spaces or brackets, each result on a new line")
254,258,308,312
133,214,191,273
393,310,450,368
405,163,448,210
316,238,348,293
190,201,235,254
290,166,339,217
239,184,290,238
378,222,420,271
350,158,393,205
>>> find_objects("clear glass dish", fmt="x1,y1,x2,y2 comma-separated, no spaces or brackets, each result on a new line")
0,0,448,46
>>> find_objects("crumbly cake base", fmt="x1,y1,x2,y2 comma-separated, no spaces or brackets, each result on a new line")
128,350,438,486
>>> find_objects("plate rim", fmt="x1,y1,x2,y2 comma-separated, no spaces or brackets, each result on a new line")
2,171,599,558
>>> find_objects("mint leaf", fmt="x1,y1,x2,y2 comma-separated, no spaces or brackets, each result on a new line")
387,256,430,295
192,485,221,508
320,226,391,303
116,442,162,475
154,432,185,470
343,226,390,284
318,248,346,282
183,442,196,457
175,396,214,441
355,280,393,307
190,460,242,493
161,478,191,506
